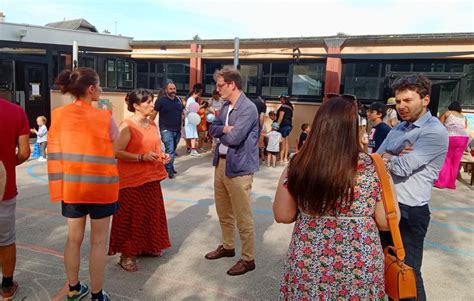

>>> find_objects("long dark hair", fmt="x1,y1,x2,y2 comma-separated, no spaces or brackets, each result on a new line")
287,97,361,215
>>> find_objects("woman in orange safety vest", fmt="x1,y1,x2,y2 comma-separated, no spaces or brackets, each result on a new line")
48,67,118,301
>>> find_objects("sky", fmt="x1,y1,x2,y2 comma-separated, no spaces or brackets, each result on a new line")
2,0,473,40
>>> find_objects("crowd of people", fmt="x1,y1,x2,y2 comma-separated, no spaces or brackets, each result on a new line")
0,65,472,300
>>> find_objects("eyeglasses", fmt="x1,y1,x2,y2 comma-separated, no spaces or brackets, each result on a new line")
216,82,231,89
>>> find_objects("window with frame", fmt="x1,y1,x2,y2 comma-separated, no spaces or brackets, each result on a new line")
240,64,258,95
342,62,386,100
106,59,116,87
117,61,133,88
262,62,289,96
105,59,135,89
292,63,325,96
203,61,232,93
165,62,190,92
79,57,95,69
462,63,474,109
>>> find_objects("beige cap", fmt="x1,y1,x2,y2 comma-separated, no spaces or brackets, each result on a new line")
386,97,396,105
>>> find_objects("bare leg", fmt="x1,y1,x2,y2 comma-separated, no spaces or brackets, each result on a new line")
64,217,86,286
280,138,287,162
0,243,16,279
266,153,271,167
89,216,111,293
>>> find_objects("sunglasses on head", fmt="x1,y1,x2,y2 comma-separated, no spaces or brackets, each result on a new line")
393,75,419,86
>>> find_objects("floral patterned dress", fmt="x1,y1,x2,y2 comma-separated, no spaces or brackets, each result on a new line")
279,153,386,300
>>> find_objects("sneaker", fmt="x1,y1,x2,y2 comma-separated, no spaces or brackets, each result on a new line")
168,171,175,179
67,283,89,300
38,157,47,162
91,290,111,301
190,149,201,157
2,280,18,300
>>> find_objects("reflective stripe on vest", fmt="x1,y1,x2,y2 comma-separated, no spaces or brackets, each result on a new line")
48,153,117,165
48,173,119,184
47,102,119,203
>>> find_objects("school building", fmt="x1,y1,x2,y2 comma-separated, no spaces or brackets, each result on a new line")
1,15,473,144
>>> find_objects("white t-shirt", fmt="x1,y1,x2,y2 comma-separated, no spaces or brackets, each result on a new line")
219,104,233,155
383,109,398,125
267,131,282,152
358,115,367,127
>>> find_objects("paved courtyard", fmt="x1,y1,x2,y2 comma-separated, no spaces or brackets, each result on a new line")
9,146,474,300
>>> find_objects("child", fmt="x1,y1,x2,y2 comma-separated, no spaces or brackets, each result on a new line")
298,123,310,150
367,102,391,153
30,115,48,161
197,101,209,151
261,111,276,162
266,122,282,168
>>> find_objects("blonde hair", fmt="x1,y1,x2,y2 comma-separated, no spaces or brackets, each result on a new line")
37,116,47,124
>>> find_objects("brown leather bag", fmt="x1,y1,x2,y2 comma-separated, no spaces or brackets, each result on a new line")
371,153,417,300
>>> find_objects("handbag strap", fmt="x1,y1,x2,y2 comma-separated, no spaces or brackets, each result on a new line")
370,153,406,262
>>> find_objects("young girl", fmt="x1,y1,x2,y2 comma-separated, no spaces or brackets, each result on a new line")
30,116,48,161
50,67,118,301
184,86,202,157
266,122,283,168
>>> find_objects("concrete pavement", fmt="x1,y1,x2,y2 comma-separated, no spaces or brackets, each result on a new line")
9,146,474,300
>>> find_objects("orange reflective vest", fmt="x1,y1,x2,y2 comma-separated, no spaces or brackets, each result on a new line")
47,100,119,204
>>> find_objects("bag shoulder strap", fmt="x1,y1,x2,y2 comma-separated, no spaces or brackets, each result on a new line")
370,153,406,261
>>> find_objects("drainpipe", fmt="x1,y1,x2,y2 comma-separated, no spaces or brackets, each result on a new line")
233,37,240,68
72,41,78,69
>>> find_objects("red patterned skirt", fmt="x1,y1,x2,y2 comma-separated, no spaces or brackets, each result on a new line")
108,180,171,257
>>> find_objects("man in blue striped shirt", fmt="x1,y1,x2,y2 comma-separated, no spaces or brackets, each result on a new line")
378,75,448,301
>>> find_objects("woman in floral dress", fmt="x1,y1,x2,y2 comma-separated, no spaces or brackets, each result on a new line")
273,96,399,300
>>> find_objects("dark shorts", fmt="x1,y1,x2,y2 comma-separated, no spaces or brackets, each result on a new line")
278,125,293,138
61,201,119,219
268,151,280,156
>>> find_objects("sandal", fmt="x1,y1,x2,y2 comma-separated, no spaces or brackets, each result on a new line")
141,251,163,257
118,256,138,272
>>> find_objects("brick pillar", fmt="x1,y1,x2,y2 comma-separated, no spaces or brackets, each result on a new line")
323,38,346,97
189,43,203,90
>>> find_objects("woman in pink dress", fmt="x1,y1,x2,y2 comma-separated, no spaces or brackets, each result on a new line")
435,101,469,189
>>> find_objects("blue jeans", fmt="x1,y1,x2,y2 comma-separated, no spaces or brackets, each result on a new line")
160,130,181,172
381,203,430,301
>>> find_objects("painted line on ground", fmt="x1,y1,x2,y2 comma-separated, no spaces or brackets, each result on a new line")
17,243,65,260
26,162,48,183
24,164,474,258
425,240,474,258
430,220,474,233
431,207,474,212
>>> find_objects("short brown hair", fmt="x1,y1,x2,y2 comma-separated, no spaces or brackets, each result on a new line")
213,66,242,90
391,75,431,98
125,89,155,113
